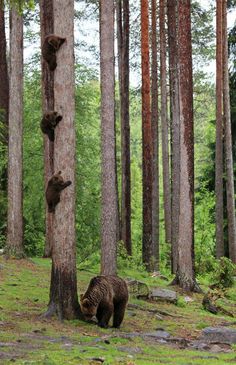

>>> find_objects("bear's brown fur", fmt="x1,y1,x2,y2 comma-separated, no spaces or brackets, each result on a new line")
42,34,66,71
80,275,128,328
41,111,62,141
46,171,71,213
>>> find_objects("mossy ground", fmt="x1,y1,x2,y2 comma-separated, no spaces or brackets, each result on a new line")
0,257,236,364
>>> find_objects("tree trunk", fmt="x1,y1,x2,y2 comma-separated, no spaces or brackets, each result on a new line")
141,0,153,271
167,0,180,273
0,3,9,135
39,0,55,258
0,2,9,230
6,8,24,258
100,0,117,275
117,0,131,255
151,0,159,270
215,0,224,259
46,0,80,319
160,0,171,245
174,0,199,291
222,0,236,263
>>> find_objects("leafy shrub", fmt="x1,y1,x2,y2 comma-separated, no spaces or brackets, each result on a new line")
212,257,235,288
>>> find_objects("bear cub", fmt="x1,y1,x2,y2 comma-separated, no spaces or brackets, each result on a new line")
42,34,66,71
46,171,71,213
41,111,62,142
80,275,128,328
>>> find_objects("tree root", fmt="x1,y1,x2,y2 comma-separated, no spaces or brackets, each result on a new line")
40,303,59,320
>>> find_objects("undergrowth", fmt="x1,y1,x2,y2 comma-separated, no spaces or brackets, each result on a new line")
0,256,236,365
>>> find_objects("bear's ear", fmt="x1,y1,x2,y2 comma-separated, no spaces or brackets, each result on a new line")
82,298,90,308
45,113,50,120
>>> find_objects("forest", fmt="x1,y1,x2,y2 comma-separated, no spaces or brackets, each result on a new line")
1,0,236,364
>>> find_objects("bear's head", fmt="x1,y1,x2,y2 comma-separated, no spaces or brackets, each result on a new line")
45,111,62,127
80,294,97,320
48,35,66,50
50,171,63,185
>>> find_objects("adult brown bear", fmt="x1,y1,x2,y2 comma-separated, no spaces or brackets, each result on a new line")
80,276,128,328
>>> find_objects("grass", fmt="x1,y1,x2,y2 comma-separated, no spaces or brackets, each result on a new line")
0,256,236,364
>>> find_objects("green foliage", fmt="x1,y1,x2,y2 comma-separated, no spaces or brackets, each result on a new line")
228,0,236,9
23,68,45,255
176,296,187,308
191,1,215,66
117,240,146,272
212,257,236,288
4,0,35,13
195,188,216,274
75,65,101,262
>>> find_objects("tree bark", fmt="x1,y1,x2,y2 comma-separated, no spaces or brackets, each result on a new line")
160,0,171,245
0,3,9,135
215,0,224,259
47,0,80,319
116,0,122,244
39,0,55,258
151,0,159,270
174,0,199,291
141,0,153,271
100,0,117,275
167,0,180,273
0,2,9,242
117,0,131,255
121,0,131,255
6,8,24,258
222,0,236,263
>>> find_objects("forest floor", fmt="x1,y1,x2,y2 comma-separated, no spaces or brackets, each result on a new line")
0,257,236,365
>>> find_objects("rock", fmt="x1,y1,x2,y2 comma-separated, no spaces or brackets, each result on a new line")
127,311,136,317
142,330,171,339
184,296,194,303
117,346,143,354
210,344,225,353
151,272,169,281
201,327,236,344
126,279,150,299
155,314,163,320
150,288,177,303
90,357,105,363
191,341,210,351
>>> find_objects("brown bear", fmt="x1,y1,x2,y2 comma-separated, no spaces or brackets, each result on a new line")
42,34,66,71
41,111,62,142
46,171,71,213
80,275,128,328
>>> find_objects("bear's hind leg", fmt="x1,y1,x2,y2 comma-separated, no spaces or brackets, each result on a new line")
48,129,55,142
113,301,126,328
